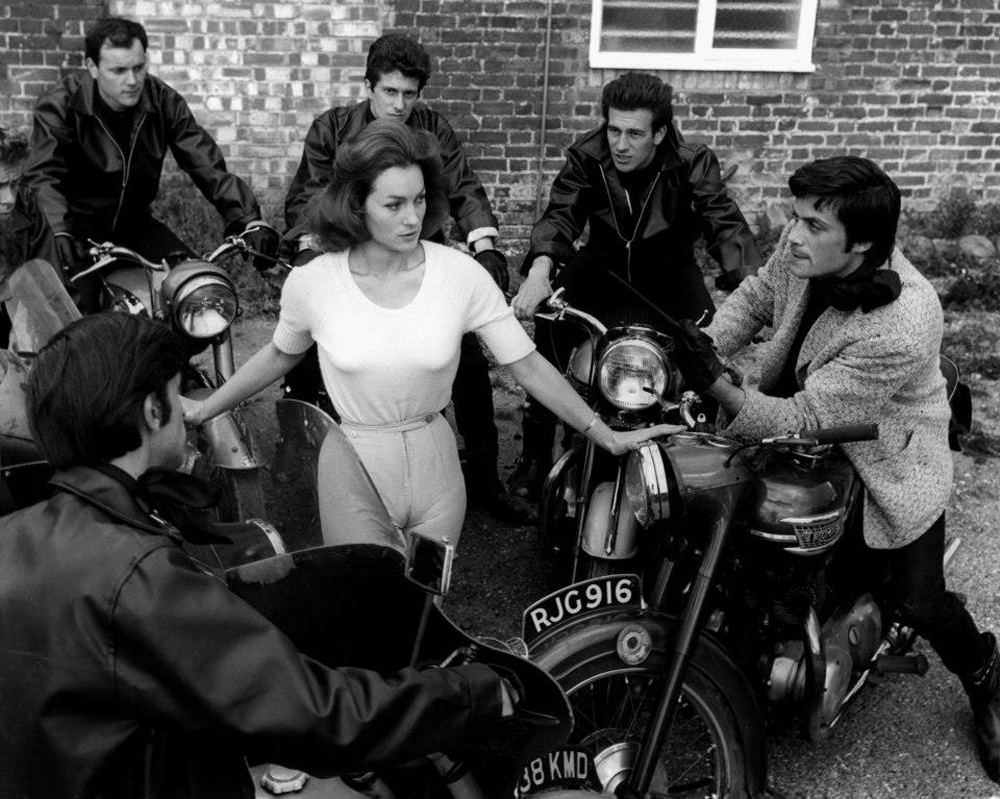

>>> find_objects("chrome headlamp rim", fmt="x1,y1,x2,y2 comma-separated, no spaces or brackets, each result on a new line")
596,336,669,411
162,262,239,339
625,441,671,528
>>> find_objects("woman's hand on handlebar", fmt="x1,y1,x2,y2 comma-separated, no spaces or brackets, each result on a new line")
603,423,686,456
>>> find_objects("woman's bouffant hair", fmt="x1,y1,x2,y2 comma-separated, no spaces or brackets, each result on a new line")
305,120,445,253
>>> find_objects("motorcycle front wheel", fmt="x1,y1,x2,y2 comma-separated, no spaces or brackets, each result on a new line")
533,615,766,799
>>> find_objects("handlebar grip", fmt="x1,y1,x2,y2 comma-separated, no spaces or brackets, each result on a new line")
800,424,879,444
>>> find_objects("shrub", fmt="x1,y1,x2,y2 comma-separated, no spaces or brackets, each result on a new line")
943,267,1000,313
904,187,979,240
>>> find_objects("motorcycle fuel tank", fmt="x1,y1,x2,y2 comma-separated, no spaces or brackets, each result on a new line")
746,451,859,556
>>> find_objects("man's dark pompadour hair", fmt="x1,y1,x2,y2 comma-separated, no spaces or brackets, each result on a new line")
26,314,186,469
85,17,148,64
601,72,674,133
365,33,432,92
789,155,902,272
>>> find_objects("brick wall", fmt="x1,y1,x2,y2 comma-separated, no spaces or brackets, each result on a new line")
3,0,1000,245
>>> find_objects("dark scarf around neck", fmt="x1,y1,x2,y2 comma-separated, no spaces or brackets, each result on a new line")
814,261,902,313
93,464,227,544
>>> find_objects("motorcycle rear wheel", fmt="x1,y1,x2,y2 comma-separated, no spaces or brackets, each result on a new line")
534,618,764,799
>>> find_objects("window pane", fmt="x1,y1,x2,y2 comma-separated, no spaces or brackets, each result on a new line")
601,0,699,54
712,0,801,49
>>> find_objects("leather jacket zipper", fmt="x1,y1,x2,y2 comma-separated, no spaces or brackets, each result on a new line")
599,165,661,285
96,112,146,234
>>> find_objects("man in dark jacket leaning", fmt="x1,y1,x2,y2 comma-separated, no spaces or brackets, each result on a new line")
281,34,522,520
0,312,515,798
24,17,274,308
509,71,761,498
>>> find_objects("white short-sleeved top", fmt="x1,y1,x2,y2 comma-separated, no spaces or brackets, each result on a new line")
272,241,535,426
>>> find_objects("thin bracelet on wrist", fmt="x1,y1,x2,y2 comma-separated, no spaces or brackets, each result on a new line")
581,412,600,435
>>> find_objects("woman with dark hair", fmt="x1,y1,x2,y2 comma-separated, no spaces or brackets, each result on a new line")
185,120,676,550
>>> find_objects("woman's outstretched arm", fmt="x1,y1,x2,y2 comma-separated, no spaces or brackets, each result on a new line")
182,342,305,424
506,350,682,456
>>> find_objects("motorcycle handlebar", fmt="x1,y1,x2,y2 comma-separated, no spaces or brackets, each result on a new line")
764,423,879,446
803,423,880,444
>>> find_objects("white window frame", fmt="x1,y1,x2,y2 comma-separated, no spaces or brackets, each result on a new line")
589,0,819,73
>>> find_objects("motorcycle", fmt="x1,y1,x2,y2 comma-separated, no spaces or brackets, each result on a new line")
534,286,705,581
526,291,970,798
69,226,285,521
222,397,606,799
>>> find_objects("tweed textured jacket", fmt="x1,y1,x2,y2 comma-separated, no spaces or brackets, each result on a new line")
706,224,952,549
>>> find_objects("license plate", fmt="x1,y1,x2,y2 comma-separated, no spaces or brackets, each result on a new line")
516,746,602,797
521,574,642,648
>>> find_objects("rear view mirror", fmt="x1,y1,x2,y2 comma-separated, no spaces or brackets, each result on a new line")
405,533,454,596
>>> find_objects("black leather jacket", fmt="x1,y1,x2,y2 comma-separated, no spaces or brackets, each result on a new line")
25,73,260,238
527,125,761,322
284,101,498,242
0,467,503,799
1,184,58,280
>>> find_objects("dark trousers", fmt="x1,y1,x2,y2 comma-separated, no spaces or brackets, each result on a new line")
886,512,987,676
283,333,501,488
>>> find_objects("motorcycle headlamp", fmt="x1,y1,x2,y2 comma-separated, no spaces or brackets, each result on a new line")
625,442,672,527
597,337,669,411
162,261,239,339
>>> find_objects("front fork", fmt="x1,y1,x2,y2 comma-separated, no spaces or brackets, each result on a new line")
621,487,743,799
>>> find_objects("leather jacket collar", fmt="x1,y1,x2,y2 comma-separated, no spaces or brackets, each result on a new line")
67,72,157,118
49,465,182,542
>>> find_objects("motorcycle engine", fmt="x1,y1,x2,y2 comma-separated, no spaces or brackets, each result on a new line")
767,594,883,741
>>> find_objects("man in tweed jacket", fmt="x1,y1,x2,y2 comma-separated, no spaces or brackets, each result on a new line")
673,156,1000,783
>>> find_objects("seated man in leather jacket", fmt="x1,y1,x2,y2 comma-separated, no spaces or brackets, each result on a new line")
0,126,59,346
670,155,1000,784
280,34,521,521
24,17,275,311
509,71,761,499
0,312,516,799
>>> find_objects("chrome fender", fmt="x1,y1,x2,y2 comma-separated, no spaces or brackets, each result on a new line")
581,481,639,560
186,388,259,470
200,410,259,469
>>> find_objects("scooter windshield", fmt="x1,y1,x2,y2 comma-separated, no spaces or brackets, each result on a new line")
235,397,402,554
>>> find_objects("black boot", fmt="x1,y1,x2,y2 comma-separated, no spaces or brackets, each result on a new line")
507,415,554,503
961,631,1000,782
463,446,531,525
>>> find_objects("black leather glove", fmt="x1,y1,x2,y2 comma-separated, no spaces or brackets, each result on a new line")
671,319,725,393
290,247,321,267
715,270,742,292
240,220,281,271
54,233,88,275
473,248,510,294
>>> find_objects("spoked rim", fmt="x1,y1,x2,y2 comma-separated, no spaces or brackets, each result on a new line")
568,668,732,798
